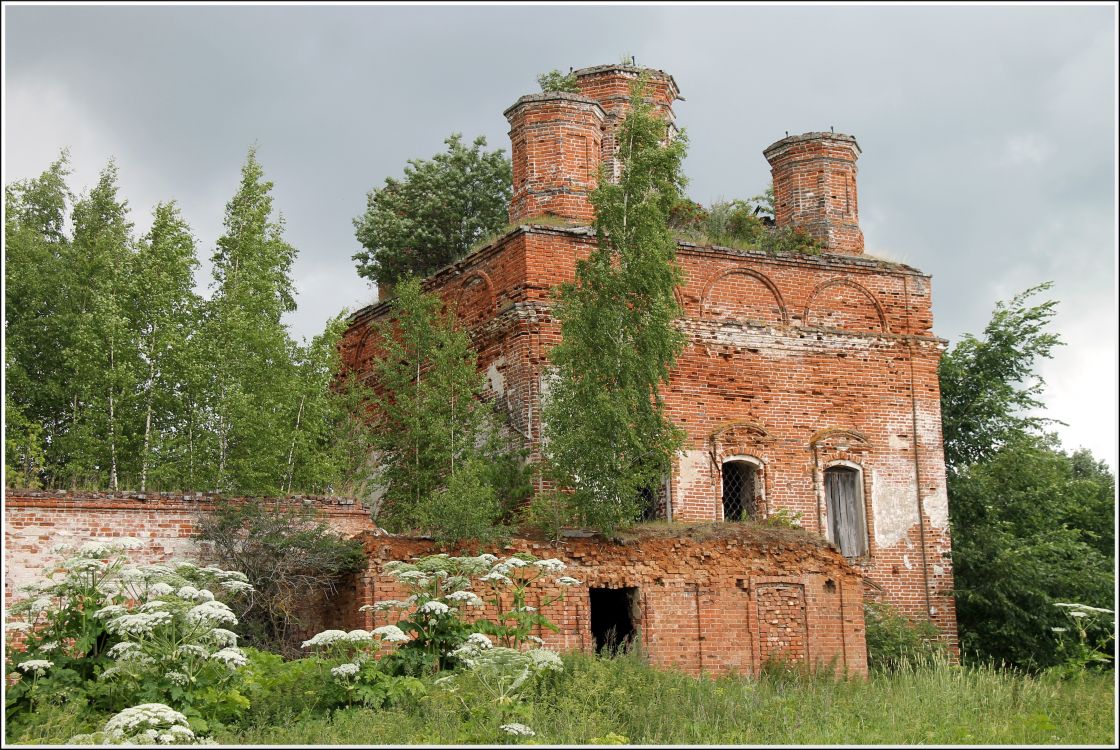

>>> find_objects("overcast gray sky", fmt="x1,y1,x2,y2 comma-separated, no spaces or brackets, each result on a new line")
3,3,1117,468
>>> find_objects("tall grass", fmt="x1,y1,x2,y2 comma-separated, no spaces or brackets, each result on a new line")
219,652,1115,746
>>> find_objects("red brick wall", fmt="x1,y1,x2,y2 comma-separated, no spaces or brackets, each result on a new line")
3,491,377,640
342,527,867,677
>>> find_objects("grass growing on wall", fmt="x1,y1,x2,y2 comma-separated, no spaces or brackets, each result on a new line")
207,652,1114,746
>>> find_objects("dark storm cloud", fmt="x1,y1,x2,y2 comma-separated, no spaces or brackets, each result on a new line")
4,3,1115,465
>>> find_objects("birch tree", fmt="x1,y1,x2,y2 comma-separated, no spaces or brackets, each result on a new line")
542,79,689,534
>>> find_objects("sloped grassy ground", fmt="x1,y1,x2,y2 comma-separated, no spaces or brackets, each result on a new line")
219,652,1114,746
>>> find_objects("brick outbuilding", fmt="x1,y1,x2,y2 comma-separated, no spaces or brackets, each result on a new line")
339,63,958,668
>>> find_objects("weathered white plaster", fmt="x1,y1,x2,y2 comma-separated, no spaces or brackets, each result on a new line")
924,485,950,530
888,433,910,450
677,450,710,490
871,468,919,549
486,360,506,396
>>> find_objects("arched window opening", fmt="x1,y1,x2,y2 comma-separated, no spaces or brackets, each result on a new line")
721,460,757,521
824,465,867,557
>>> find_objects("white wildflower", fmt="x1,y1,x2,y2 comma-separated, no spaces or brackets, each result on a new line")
176,586,200,600
343,629,374,643
480,572,512,585
186,600,237,626
445,590,484,607
1071,611,1088,618
139,600,171,612
65,558,107,573
370,599,406,611
107,611,174,637
418,600,450,616
28,596,54,612
372,625,410,643
396,570,430,585
1051,627,1068,633
220,580,254,594
526,635,545,645
302,629,347,649
556,576,582,587
214,569,249,583
5,621,32,632
148,582,175,597
528,648,564,672
17,659,53,675
208,628,239,647
107,642,141,659
331,662,361,678
95,604,128,619
500,723,535,737
210,647,248,668
175,644,209,659
39,641,60,653
512,605,536,613
535,558,566,572
166,671,189,686
477,553,498,564
465,632,494,649
102,703,193,744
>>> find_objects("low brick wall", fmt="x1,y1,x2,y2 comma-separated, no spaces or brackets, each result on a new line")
3,490,376,634
346,524,868,677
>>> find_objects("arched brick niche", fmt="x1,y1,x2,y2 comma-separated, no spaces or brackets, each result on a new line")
804,278,887,333
700,269,788,326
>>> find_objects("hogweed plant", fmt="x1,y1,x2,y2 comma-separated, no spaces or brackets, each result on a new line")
349,552,575,741
299,625,424,708
69,702,213,745
4,538,254,737
1050,602,1115,677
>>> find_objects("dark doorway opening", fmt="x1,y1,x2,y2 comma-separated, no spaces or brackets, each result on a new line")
722,460,757,521
589,587,639,655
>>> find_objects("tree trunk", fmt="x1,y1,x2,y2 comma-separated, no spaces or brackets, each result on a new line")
284,394,305,494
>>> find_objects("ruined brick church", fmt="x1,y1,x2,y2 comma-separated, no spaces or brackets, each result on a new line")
337,63,958,675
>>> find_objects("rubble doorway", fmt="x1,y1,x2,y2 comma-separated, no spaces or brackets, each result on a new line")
589,586,639,655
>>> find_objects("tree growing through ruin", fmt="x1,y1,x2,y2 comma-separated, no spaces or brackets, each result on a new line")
352,134,512,290
541,78,689,534
361,277,514,542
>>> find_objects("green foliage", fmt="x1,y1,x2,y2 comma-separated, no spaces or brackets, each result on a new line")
537,69,579,93
215,654,1115,746
193,500,366,655
201,147,304,494
939,283,1062,471
130,201,202,492
352,134,512,288
542,76,689,534
948,433,1114,670
366,553,575,679
863,601,945,673
363,277,507,541
238,648,335,722
4,150,360,495
668,188,820,255
940,283,1114,670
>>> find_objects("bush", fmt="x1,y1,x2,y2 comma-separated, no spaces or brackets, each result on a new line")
193,500,366,655
864,601,945,672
